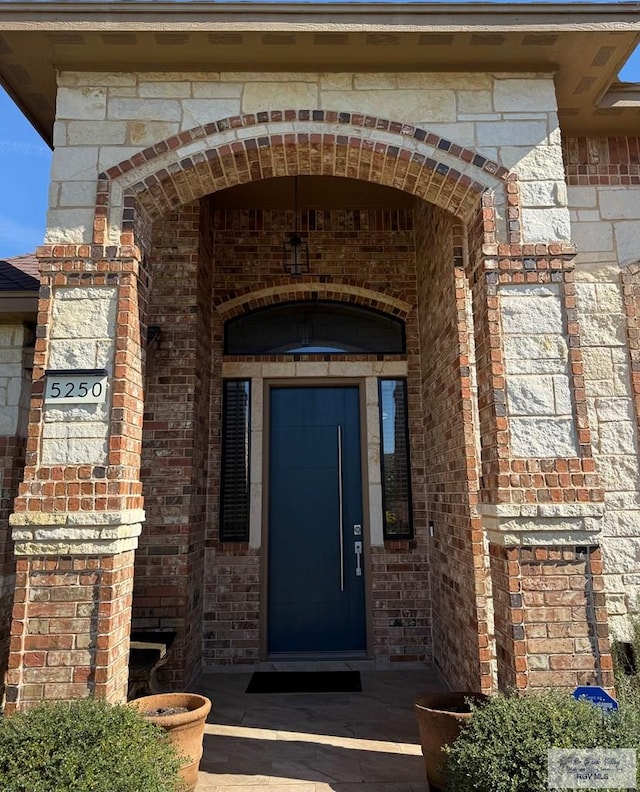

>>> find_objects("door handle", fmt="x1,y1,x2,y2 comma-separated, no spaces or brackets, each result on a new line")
354,541,362,577
337,425,345,593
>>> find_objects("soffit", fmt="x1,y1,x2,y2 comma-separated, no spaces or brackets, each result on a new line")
0,2,639,143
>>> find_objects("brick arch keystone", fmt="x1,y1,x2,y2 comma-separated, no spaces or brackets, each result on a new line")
92,110,520,249
214,280,413,321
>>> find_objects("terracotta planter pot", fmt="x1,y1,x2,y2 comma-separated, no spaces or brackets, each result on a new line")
414,691,488,792
129,692,212,792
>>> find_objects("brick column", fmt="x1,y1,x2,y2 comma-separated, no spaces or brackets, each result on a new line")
489,544,613,692
4,246,146,712
471,242,613,691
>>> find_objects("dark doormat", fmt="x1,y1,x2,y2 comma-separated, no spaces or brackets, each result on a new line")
246,670,362,694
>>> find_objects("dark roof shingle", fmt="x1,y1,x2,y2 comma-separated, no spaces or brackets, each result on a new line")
0,254,40,292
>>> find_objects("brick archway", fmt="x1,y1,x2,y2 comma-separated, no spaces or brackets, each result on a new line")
214,279,413,321
91,109,520,250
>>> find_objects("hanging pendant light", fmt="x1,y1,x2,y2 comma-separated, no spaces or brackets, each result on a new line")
283,176,310,276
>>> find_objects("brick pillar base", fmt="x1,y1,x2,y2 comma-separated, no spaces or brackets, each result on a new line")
489,543,614,692
5,550,134,713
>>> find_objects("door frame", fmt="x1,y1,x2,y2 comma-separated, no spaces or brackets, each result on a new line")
260,378,373,660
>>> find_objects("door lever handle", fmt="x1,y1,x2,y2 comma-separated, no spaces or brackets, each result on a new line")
354,541,362,577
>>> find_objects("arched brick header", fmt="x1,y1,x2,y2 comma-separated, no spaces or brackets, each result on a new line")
92,110,520,248
214,279,413,321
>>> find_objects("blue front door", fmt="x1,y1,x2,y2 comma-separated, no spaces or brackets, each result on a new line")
268,386,366,654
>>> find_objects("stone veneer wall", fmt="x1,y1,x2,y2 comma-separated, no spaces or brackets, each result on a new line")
49,71,568,247
415,201,490,691
565,136,640,638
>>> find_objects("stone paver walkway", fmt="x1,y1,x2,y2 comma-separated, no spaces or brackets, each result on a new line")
194,667,445,792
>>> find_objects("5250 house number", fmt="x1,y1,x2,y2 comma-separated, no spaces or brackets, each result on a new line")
44,369,109,405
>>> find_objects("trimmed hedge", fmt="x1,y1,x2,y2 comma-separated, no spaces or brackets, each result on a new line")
0,698,184,792
444,686,640,792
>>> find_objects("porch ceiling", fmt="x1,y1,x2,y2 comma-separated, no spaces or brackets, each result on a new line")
0,2,639,143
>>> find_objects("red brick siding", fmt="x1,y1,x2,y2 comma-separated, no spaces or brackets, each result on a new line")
490,543,614,692
5,551,134,712
415,201,489,691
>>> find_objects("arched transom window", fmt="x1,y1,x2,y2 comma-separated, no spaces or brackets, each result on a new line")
224,300,405,355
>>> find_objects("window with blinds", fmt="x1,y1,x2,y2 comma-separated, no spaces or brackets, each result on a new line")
379,379,413,539
220,380,251,542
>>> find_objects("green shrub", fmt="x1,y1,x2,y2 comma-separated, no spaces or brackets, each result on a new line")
0,698,184,792
444,690,640,792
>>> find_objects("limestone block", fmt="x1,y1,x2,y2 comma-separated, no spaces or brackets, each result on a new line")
425,123,475,147
6,377,22,407
578,312,626,347
97,147,142,172
575,282,598,313
50,287,117,340
476,120,547,146
519,181,566,209
552,376,573,414
53,121,67,147
500,145,565,181
599,537,640,573
320,89,455,124
572,221,614,253
182,99,242,127
320,73,352,91
41,437,108,466
108,98,181,122
353,74,397,89
59,181,101,209
457,91,493,114
521,207,571,242
493,78,557,112
128,121,180,146
581,347,613,380
614,221,640,267
506,375,555,416
595,455,640,493
604,511,640,538
50,147,99,182
509,416,577,458
47,338,98,369
42,421,109,440
45,208,94,244
61,72,137,88
244,83,319,114
598,421,637,455
56,87,107,120
599,188,640,220
595,397,634,423
192,82,243,98
500,284,562,335
67,120,127,146
595,283,623,313
0,406,18,436
139,82,191,98
395,72,492,90
503,334,567,363
567,186,598,209
0,326,18,346
0,348,22,364
44,402,110,424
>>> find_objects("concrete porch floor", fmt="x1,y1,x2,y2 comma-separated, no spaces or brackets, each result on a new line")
192,667,446,792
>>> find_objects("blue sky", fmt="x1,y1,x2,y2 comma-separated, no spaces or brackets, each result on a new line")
0,26,638,259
